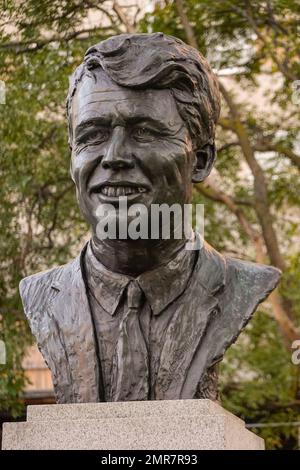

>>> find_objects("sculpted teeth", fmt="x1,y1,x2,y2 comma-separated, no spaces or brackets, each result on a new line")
100,186,147,196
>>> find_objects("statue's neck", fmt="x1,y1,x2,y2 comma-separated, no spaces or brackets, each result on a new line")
90,237,187,277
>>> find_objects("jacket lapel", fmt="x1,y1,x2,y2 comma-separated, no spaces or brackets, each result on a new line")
155,242,226,400
48,252,101,402
181,256,281,398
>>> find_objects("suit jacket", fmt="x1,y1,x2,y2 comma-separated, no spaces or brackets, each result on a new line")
19,241,281,403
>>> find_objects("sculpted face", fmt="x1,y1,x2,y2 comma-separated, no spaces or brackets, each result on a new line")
70,70,195,238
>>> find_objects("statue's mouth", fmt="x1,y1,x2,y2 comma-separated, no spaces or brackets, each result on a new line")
89,182,150,199
100,185,147,197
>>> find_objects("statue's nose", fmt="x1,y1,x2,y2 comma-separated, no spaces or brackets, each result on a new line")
101,126,134,170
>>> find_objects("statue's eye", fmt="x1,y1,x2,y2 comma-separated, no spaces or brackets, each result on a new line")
136,127,150,136
86,128,110,143
133,127,155,141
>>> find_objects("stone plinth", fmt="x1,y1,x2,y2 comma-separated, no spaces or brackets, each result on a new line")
2,399,264,450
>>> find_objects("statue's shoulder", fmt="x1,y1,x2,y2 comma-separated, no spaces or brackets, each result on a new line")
196,241,281,310
19,264,64,294
224,255,281,302
214,249,281,338
192,242,282,367
19,256,80,317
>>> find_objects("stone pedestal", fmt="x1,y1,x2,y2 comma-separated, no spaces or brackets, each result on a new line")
2,399,264,450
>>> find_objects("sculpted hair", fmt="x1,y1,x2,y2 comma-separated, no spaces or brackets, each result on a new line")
66,32,221,149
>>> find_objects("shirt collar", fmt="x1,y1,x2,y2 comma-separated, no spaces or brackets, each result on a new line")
84,238,197,316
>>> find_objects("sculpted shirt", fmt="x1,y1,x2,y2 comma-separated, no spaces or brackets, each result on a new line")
84,241,214,402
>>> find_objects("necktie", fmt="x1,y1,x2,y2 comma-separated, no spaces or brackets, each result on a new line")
110,280,149,401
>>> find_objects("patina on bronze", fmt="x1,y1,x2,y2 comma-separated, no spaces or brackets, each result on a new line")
20,33,281,404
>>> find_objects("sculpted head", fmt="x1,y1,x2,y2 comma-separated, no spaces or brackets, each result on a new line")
66,33,220,241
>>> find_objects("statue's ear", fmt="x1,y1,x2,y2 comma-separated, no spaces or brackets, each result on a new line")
192,143,216,183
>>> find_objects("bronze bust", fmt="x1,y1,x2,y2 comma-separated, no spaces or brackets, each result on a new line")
19,33,281,404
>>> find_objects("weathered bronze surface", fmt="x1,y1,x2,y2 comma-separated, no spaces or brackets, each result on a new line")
20,33,281,403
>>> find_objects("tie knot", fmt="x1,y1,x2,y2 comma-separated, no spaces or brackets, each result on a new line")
127,281,144,309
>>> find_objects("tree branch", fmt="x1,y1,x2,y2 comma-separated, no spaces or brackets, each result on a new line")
254,141,300,171
113,1,135,34
195,178,265,263
218,80,286,272
0,26,114,53
174,0,198,49
228,1,297,82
